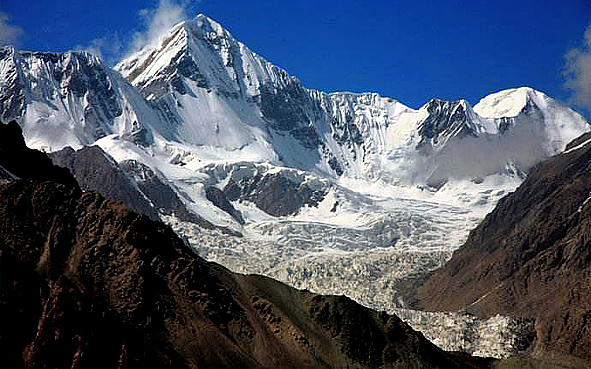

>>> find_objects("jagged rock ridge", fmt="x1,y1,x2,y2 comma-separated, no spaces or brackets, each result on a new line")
0,47,163,150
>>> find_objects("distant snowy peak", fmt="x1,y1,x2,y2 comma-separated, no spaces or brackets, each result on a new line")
474,87,589,153
0,46,160,151
474,87,544,118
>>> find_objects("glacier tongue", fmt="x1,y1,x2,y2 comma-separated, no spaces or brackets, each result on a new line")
394,309,536,359
2,14,591,360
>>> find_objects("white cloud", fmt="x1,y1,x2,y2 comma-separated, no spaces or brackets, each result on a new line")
73,0,198,65
564,24,591,111
74,34,123,64
0,12,24,46
129,0,197,54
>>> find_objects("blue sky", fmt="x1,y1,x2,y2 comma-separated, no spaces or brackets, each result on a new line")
1,0,590,118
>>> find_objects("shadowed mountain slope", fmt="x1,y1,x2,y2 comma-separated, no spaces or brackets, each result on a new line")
49,145,161,220
48,144,242,237
0,120,78,188
416,134,591,366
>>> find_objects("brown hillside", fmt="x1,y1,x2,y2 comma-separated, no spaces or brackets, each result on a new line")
416,135,591,366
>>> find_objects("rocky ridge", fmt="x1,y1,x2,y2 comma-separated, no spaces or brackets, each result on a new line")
49,144,241,236
0,47,160,150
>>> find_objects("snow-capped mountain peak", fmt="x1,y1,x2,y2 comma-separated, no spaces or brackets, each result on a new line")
193,13,234,38
474,86,546,118
116,13,293,102
0,47,165,151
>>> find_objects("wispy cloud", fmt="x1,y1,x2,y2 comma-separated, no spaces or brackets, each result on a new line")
564,24,591,111
129,0,198,55
0,12,24,47
73,0,198,65
74,34,123,65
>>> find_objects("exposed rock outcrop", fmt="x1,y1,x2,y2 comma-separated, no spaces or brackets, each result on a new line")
205,185,244,224
223,172,326,217
49,145,160,220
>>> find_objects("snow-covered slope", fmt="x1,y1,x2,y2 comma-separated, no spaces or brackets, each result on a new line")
1,14,590,358
114,15,589,187
0,46,166,151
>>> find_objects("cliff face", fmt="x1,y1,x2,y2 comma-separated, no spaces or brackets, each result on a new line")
0,120,472,368
416,135,591,365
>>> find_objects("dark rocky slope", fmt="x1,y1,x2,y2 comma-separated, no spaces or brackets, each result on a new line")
49,144,241,236
416,135,591,366
0,121,77,188
49,145,161,220
223,172,326,217
0,120,477,368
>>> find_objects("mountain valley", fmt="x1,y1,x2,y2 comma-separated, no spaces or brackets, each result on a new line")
1,14,591,366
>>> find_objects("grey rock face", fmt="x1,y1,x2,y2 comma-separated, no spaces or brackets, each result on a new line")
223,172,326,217
0,47,26,123
417,99,477,150
259,81,314,130
120,160,194,222
0,47,155,150
120,159,241,236
49,146,160,220
205,186,244,224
